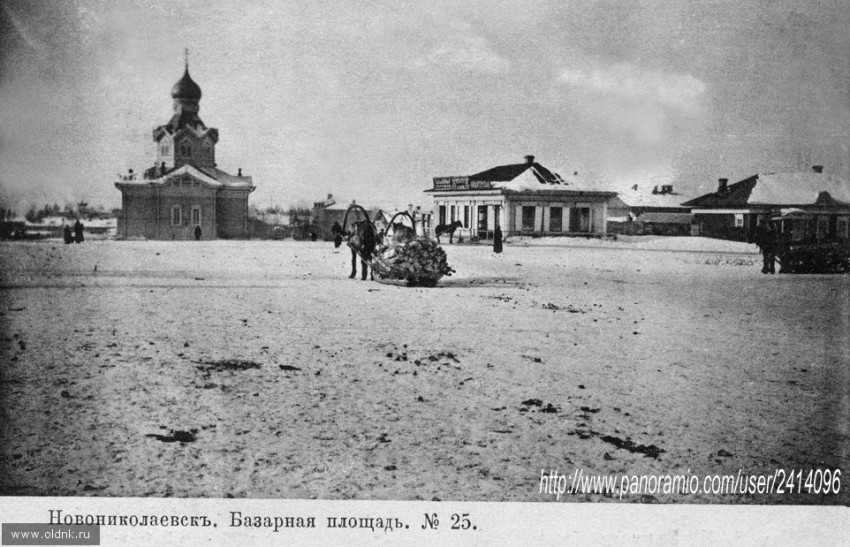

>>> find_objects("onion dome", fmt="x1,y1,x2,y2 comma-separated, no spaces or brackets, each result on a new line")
171,67,202,101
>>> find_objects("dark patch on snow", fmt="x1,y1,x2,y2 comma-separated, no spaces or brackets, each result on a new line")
197,360,262,373
146,429,197,443
598,435,663,459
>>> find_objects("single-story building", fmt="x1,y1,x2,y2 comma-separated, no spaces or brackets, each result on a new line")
425,155,616,239
606,183,692,235
632,212,695,236
682,166,850,242
311,194,388,240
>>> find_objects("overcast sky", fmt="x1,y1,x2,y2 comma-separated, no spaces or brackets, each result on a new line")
2,0,849,212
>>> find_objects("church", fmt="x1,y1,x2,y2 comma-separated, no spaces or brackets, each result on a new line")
115,58,255,239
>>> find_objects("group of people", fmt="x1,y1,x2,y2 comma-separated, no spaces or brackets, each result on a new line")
63,220,85,244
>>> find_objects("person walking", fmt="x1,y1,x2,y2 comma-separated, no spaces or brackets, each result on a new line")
194,225,202,241
755,221,777,274
73,219,84,243
332,221,343,248
63,224,73,244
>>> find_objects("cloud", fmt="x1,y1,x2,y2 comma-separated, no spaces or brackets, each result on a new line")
409,24,510,74
559,63,705,113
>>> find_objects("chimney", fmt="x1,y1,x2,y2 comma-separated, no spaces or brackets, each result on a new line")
812,165,824,174
524,155,535,165
718,178,728,193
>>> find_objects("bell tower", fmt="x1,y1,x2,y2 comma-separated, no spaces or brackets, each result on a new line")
152,50,219,172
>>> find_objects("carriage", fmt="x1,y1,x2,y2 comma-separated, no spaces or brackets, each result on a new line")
758,210,850,274
341,205,454,286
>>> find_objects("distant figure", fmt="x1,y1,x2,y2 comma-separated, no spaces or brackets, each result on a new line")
194,225,202,241
331,221,343,248
310,231,318,242
73,220,84,243
493,225,503,254
63,224,73,245
753,222,777,274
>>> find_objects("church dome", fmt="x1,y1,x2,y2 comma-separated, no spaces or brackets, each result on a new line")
171,67,202,101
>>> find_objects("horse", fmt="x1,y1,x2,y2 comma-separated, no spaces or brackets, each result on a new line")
435,220,463,243
346,218,379,280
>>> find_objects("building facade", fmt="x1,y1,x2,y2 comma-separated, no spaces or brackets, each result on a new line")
426,155,615,239
683,166,850,242
115,61,255,239
606,184,693,235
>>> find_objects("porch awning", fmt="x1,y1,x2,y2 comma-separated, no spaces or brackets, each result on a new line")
772,208,813,220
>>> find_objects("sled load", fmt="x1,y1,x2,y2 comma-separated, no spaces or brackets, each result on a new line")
778,241,850,274
342,206,454,286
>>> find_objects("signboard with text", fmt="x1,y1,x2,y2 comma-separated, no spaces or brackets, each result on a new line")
433,177,491,190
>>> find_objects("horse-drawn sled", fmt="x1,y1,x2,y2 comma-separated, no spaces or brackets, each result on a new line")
341,204,455,286
752,211,850,274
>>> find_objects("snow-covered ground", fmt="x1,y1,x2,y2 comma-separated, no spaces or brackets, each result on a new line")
0,237,847,504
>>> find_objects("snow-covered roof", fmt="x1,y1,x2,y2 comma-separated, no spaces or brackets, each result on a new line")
116,164,254,190
609,188,690,208
748,172,850,204
684,170,850,208
494,168,542,191
431,157,614,196
35,216,68,227
196,166,254,188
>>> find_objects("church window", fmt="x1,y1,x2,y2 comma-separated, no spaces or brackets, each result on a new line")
171,205,182,226
838,217,849,238
192,206,201,225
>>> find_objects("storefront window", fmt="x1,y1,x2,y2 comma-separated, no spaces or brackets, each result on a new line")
522,206,535,231
570,207,590,232
477,206,488,231
549,207,563,232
